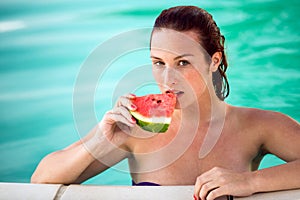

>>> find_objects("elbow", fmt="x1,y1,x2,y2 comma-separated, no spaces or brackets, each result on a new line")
30,170,74,185
31,162,54,184
30,169,62,184
30,153,66,184
30,172,69,184
30,171,51,184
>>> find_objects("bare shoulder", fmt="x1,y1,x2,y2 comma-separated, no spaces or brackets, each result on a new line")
228,105,300,160
229,104,299,128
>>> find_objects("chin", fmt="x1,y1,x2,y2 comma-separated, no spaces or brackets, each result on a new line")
176,96,197,109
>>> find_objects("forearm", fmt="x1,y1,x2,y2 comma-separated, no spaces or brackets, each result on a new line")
251,160,300,193
31,140,96,184
31,122,129,184
31,126,117,184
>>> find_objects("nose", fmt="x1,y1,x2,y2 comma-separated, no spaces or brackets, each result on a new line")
163,67,177,87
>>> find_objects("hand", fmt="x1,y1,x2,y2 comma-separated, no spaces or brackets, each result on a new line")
98,93,137,146
194,167,254,200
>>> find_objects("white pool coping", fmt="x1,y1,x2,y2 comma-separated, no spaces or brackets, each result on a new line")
0,182,299,200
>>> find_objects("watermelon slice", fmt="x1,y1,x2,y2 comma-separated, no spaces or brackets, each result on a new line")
130,92,176,133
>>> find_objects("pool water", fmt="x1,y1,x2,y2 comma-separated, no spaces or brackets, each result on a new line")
0,0,299,185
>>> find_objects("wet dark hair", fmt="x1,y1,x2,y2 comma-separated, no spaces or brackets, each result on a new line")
153,6,229,101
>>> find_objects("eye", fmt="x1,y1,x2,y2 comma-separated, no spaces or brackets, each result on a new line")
153,60,165,67
178,60,190,67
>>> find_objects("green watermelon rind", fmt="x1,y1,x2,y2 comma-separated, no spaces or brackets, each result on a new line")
136,119,169,133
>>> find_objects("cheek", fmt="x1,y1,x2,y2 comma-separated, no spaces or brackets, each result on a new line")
152,67,208,94
152,68,166,91
183,70,207,92
152,68,160,79
152,68,163,84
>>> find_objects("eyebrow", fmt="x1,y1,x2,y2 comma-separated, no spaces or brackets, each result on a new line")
150,53,194,60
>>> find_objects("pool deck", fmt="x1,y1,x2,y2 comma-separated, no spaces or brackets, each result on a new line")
0,182,299,200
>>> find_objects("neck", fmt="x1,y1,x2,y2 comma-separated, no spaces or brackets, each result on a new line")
180,88,227,125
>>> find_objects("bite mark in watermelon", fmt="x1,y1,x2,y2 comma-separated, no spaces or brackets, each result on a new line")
130,92,176,133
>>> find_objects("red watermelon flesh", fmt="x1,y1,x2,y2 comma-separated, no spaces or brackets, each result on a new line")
130,92,176,133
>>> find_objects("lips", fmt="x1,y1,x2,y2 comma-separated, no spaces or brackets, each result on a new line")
165,89,184,97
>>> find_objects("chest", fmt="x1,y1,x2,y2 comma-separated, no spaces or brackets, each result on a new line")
128,121,261,184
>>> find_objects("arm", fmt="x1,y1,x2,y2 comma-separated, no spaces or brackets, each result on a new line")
251,111,300,192
194,111,300,200
31,124,130,184
31,94,137,184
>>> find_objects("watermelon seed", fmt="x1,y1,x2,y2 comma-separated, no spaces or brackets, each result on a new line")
157,100,162,103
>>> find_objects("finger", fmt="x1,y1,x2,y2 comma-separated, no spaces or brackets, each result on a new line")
106,112,135,127
116,96,137,111
126,93,136,99
194,168,218,199
194,176,209,200
113,106,135,124
199,181,219,200
116,122,132,134
206,185,230,200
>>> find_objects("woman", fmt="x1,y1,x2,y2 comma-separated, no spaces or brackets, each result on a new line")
31,6,300,200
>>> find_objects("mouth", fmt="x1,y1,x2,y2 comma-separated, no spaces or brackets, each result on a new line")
165,89,184,97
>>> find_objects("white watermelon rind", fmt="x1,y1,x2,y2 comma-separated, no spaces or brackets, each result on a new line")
130,111,171,133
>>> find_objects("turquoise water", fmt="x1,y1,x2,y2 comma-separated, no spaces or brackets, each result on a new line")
0,0,299,185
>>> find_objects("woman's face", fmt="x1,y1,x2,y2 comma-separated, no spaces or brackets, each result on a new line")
150,29,213,108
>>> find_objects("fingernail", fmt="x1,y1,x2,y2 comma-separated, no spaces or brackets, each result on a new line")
193,195,197,200
131,104,137,109
130,93,136,98
131,117,136,123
